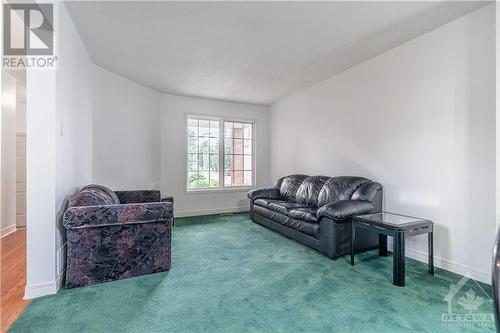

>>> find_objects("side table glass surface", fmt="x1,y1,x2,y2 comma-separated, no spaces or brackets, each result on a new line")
357,212,429,227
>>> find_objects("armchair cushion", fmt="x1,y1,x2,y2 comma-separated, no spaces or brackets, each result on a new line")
317,200,374,221
247,188,280,201
63,202,172,229
115,190,161,204
81,184,120,204
68,189,115,207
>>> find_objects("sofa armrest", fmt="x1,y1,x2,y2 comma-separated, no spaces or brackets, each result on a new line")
317,200,374,221
114,190,161,204
351,182,383,202
247,188,280,201
63,202,173,229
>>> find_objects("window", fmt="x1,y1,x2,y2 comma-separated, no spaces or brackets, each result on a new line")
186,116,254,191
224,122,253,187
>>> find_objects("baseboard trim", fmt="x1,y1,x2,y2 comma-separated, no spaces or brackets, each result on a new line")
1,224,17,238
175,206,249,218
404,247,491,284
24,281,58,299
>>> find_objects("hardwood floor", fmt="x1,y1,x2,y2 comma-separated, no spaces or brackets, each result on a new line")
1,229,29,332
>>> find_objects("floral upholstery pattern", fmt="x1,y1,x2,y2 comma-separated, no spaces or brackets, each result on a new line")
68,189,115,207
64,185,173,288
161,195,174,204
81,184,120,204
115,190,161,204
64,202,171,229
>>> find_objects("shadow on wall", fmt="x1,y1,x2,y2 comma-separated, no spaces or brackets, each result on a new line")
285,157,381,189
56,195,71,285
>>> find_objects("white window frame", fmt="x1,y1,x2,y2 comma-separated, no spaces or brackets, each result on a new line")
185,114,256,194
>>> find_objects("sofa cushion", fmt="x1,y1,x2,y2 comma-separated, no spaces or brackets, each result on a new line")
81,184,120,204
276,174,308,201
317,177,371,207
254,205,289,224
296,176,330,206
253,205,319,237
288,207,318,222
68,189,112,208
267,201,309,215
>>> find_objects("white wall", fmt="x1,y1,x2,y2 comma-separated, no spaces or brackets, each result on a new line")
91,67,270,214
270,5,495,283
92,65,161,190
25,3,93,298
1,72,17,237
161,94,270,215
54,2,93,285
15,73,26,228
15,103,26,134
496,3,500,231
14,71,26,134
26,68,57,298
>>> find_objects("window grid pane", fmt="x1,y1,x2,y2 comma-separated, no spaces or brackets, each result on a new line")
187,117,220,190
199,120,210,137
223,121,253,187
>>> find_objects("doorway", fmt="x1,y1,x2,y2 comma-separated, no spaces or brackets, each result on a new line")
1,69,29,332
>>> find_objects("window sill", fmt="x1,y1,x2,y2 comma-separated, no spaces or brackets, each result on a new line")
185,187,255,195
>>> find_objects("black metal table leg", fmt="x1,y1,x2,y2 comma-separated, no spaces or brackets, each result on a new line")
428,231,434,275
379,234,388,256
393,231,405,287
350,222,356,266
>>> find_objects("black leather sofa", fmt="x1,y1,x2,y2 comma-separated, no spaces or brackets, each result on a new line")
248,175,383,259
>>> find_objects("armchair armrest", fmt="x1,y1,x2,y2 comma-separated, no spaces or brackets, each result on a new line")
115,190,161,204
317,200,374,221
247,188,280,201
161,195,174,204
63,202,173,229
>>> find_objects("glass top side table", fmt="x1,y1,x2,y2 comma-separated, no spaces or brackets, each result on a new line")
350,212,434,287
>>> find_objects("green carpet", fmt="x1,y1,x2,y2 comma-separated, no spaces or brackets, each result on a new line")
10,213,495,332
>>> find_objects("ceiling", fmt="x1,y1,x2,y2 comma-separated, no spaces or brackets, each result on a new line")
65,1,490,106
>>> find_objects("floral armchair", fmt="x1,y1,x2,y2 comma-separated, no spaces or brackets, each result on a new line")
63,184,173,288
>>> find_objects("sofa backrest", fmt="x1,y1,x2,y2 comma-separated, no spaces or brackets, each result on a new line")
274,174,380,207
317,177,371,207
273,174,308,201
68,185,120,208
295,176,330,206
